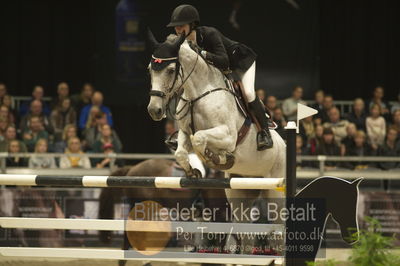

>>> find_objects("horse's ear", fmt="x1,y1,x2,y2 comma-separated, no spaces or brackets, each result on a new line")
351,177,363,186
147,28,160,50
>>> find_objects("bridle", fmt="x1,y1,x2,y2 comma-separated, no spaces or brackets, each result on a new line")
148,53,199,102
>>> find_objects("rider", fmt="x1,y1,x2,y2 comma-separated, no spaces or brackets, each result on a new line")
167,4,273,150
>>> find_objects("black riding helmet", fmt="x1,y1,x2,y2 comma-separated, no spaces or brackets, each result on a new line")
167,4,200,27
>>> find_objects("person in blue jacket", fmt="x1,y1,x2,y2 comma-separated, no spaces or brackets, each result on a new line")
79,91,113,130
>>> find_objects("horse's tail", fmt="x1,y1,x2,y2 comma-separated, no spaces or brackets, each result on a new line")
98,166,132,244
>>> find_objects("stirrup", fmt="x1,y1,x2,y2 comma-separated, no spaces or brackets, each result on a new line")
257,130,273,151
165,130,179,151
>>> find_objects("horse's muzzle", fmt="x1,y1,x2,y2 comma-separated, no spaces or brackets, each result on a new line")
148,106,165,121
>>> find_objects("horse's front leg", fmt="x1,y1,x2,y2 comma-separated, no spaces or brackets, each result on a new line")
175,130,201,178
190,125,236,168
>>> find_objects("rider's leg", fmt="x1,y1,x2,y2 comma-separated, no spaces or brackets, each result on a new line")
238,62,273,150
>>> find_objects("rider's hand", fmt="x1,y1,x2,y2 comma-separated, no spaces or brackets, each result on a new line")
188,41,207,59
188,41,200,53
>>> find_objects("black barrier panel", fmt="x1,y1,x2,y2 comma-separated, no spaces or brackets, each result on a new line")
285,197,327,262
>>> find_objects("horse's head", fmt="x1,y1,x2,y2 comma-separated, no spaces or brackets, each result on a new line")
329,177,363,244
298,176,363,245
146,30,186,121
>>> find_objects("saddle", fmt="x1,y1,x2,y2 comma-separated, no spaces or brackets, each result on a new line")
224,75,276,146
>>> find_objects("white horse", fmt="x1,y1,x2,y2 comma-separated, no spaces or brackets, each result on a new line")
147,33,286,181
147,33,286,253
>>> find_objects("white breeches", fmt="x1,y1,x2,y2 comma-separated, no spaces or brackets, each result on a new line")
236,62,256,103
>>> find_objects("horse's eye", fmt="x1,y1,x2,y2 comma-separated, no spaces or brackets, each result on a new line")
167,68,175,75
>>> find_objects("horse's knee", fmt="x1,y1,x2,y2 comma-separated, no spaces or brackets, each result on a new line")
191,132,206,150
175,149,189,163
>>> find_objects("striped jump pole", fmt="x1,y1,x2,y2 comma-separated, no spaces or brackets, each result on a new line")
0,175,284,190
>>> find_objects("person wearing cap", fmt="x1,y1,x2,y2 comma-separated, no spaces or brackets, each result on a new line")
165,4,273,150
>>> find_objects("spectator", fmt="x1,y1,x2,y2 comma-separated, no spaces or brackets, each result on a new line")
390,92,400,114
50,98,77,141
70,83,95,114
367,86,390,119
0,83,7,105
51,82,70,109
165,119,176,138
22,115,49,152
6,140,28,167
346,98,367,131
95,143,116,169
282,86,306,121
300,116,315,142
296,135,310,168
390,109,400,138
311,90,324,124
265,95,278,115
84,112,122,151
19,99,53,134
79,91,113,130
316,127,341,169
320,94,334,124
53,124,78,153
345,130,375,170
340,123,357,156
0,105,15,125
323,107,350,143
366,103,386,150
83,106,101,133
28,139,56,169
2,95,19,125
377,127,400,170
19,85,51,117
59,137,91,169
256,89,266,104
92,124,122,153
309,124,324,155
273,107,286,138
0,116,9,141
0,125,28,152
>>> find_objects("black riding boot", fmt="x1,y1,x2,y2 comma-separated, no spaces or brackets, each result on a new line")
248,98,274,150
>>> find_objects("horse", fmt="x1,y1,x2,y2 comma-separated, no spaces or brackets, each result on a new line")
146,32,286,253
99,159,229,266
287,176,362,265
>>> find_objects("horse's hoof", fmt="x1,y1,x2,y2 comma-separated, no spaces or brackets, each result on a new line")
213,152,235,170
186,168,202,178
204,149,235,170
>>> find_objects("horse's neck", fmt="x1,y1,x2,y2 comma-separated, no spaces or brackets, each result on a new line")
179,47,226,100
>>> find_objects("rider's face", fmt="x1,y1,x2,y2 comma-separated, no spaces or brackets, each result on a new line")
174,24,190,36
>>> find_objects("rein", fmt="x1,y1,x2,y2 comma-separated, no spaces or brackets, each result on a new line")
177,88,237,135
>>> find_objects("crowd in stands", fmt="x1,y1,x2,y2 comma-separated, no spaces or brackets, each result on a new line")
0,82,123,169
256,85,400,170
2,81,399,171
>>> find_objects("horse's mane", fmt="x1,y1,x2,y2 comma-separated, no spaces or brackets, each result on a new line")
163,34,224,83
166,34,179,43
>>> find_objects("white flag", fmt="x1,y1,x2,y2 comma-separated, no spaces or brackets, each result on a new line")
297,103,318,121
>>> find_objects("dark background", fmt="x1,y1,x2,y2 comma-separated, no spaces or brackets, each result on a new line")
0,0,399,153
